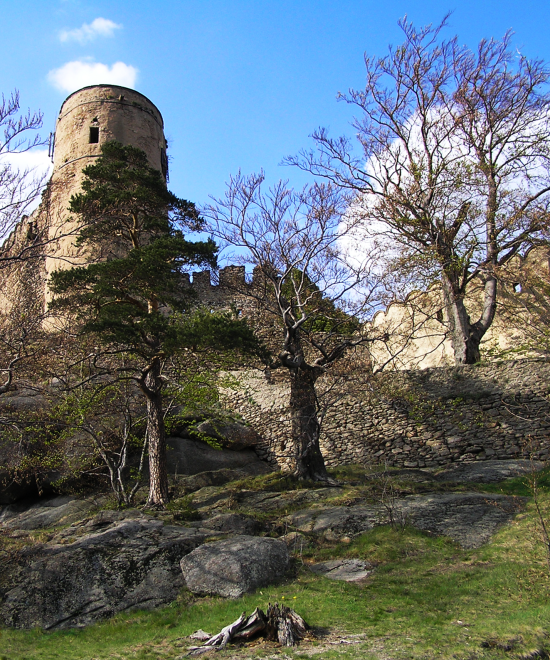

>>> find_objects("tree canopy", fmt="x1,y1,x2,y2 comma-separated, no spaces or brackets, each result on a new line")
286,17,550,364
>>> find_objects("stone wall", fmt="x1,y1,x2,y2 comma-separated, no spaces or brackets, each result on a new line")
223,358,550,471
369,247,550,369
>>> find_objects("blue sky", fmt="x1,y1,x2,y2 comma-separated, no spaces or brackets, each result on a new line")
3,0,550,206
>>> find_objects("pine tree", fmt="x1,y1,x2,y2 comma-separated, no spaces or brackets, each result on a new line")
50,142,262,507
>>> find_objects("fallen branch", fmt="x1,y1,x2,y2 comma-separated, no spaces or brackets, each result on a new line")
187,603,308,655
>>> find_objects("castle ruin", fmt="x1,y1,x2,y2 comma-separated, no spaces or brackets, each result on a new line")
0,85,548,367
0,85,548,473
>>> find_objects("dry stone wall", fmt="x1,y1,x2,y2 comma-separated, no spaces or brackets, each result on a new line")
223,359,550,471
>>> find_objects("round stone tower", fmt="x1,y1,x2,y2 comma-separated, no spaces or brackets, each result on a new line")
44,85,168,294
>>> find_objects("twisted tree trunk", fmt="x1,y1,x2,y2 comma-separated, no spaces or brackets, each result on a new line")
142,356,169,507
442,273,497,365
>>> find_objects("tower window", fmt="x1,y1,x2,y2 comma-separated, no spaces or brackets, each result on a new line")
89,126,99,143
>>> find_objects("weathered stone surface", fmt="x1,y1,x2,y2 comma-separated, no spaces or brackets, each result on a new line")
0,390,49,413
190,486,342,517
309,559,374,582
165,437,268,476
395,492,524,548
280,532,311,554
195,419,262,450
0,515,208,629
0,495,98,530
180,535,289,598
433,459,544,484
174,466,273,494
287,506,380,541
222,360,550,472
188,513,263,535
285,492,523,548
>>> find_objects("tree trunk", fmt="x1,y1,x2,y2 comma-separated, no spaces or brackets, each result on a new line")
442,273,494,365
144,357,169,507
289,366,329,481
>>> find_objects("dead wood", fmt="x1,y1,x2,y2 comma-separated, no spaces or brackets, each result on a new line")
186,603,308,655
266,602,308,646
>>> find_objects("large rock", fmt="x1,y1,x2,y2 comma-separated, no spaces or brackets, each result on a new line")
0,514,208,629
309,559,374,582
0,390,49,413
174,466,273,494
180,535,289,598
396,492,525,548
188,486,342,517
165,437,269,476
188,513,264,535
433,459,545,484
288,505,380,541
195,419,261,450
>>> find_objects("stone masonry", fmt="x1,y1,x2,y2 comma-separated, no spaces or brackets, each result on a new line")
223,358,550,471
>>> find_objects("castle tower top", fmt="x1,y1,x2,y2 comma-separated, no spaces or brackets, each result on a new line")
52,85,168,179
42,86,169,313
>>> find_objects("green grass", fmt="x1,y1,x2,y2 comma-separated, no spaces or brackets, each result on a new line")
2,470,550,659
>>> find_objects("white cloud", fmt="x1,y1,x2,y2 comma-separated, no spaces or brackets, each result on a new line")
60,17,122,44
0,150,53,220
48,60,138,93
0,149,52,177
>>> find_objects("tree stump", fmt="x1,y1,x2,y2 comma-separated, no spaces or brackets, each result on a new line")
266,603,308,646
186,603,308,655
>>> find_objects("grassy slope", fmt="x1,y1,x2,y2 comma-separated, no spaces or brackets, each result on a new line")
2,469,550,660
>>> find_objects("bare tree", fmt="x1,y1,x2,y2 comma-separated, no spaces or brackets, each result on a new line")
206,172,390,481
0,90,46,251
285,18,550,364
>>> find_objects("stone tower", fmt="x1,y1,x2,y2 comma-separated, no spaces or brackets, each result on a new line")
0,85,169,318
44,84,168,292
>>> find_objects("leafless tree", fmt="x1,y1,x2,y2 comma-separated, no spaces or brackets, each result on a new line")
285,17,550,364
206,172,394,481
0,90,47,251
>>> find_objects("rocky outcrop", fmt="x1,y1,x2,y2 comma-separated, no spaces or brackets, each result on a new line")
433,459,545,483
188,513,264,535
174,466,272,494
0,511,209,630
180,536,289,598
0,495,97,529
0,460,534,631
195,419,261,450
165,437,271,476
285,491,524,548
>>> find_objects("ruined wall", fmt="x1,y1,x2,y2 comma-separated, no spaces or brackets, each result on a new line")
369,247,550,369
223,359,550,471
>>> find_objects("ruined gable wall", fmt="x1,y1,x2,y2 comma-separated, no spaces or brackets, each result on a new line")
369,246,550,369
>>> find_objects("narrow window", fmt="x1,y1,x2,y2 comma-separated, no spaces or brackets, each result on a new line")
89,126,99,143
